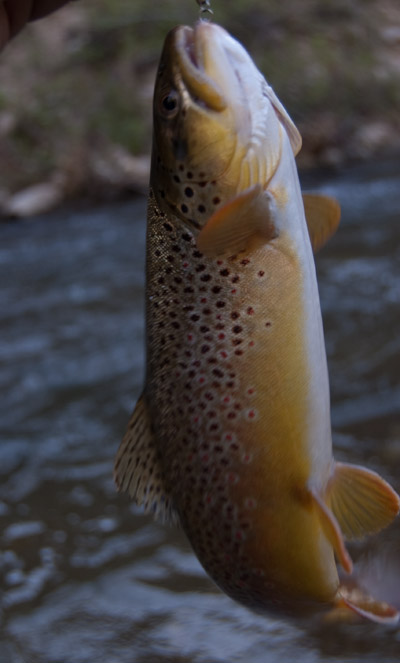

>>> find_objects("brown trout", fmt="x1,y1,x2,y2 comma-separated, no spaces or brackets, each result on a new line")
114,21,400,622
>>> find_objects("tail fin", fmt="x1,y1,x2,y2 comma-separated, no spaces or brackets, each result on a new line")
338,585,399,625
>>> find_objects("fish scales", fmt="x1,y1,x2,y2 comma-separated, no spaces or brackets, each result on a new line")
146,187,319,609
115,21,400,622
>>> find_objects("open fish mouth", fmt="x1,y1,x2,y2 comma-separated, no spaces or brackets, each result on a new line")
175,23,227,112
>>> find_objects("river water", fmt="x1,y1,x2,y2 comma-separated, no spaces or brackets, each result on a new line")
0,162,399,662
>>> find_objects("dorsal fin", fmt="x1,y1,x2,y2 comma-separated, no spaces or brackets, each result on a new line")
302,193,341,253
196,184,277,258
326,462,400,540
263,82,302,156
114,393,179,525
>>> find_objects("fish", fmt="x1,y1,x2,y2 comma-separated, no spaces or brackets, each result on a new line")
114,20,400,623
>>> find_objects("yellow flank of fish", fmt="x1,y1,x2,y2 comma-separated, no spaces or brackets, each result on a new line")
114,20,400,623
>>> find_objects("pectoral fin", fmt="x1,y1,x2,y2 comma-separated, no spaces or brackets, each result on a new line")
196,184,277,258
302,193,341,252
310,489,353,574
114,393,178,525
326,462,400,540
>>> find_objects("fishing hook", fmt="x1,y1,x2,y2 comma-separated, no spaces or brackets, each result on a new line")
196,0,213,18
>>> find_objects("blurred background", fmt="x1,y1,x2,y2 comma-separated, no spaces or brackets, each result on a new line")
0,2,400,662
0,0,399,215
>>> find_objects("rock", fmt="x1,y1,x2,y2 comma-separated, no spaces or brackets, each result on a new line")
351,121,397,158
88,144,150,193
0,112,16,137
381,27,400,45
2,176,67,218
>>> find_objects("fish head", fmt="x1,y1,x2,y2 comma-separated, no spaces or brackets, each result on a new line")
151,21,287,231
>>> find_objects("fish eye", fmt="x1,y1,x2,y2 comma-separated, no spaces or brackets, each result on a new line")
161,90,179,116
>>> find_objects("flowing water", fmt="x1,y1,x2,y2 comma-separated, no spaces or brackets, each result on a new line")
0,162,400,662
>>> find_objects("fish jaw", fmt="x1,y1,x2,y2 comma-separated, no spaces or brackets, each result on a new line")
174,24,227,112
175,21,253,136
177,21,284,184
151,21,284,229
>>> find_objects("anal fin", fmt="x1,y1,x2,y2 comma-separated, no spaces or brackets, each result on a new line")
196,184,277,258
327,462,400,540
114,393,178,525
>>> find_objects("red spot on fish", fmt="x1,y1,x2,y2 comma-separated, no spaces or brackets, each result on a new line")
183,262,189,268
258,270,265,277
247,388,254,395
249,341,255,347
248,410,255,419
247,307,254,315
225,433,232,441
223,396,230,403
199,376,205,384
231,289,237,294
187,334,193,341
228,472,238,484
201,297,207,304
218,333,225,340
